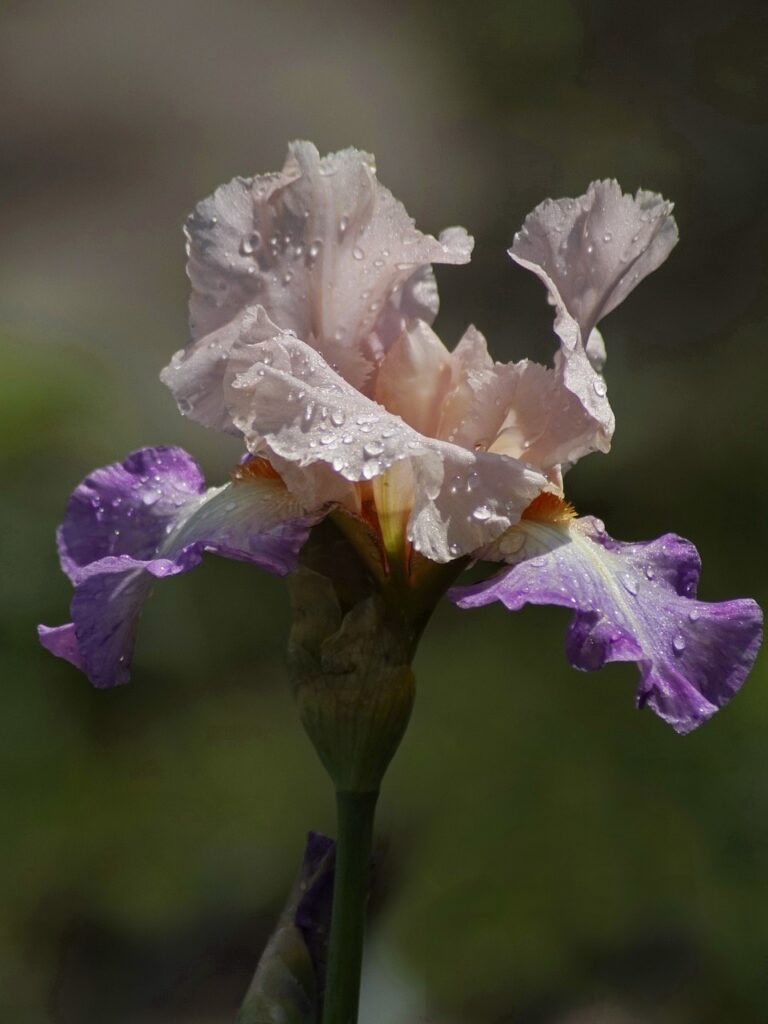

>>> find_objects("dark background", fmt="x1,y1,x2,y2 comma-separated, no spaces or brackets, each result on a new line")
2,2,767,1021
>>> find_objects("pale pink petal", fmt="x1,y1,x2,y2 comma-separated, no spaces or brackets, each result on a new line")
162,142,473,430
506,181,676,467
227,334,547,562
436,327,609,471
434,326,512,450
510,180,678,345
374,321,454,437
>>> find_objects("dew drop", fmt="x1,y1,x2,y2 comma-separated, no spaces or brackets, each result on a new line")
688,608,700,622
362,462,379,480
472,505,492,521
330,409,345,426
603,231,612,243
672,634,686,653
364,440,384,458
593,378,607,397
352,246,365,261
621,573,639,596
644,565,655,580
339,215,350,238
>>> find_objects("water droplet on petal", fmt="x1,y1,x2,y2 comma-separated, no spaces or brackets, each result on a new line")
593,379,607,397
644,565,655,580
603,231,612,243
330,409,345,426
472,505,492,521
688,608,700,622
363,440,384,458
621,573,639,596
672,634,686,653
352,246,365,261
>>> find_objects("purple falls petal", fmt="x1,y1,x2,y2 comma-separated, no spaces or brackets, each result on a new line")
39,446,315,688
451,516,763,733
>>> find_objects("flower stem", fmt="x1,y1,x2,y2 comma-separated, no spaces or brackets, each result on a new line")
322,789,379,1024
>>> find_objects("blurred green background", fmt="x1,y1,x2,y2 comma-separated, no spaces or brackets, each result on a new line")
2,1,767,1021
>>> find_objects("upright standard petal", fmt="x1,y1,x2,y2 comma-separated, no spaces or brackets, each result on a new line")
38,447,313,687
228,334,547,563
451,512,762,733
510,180,678,345
161,141,473,430
508,181,678,464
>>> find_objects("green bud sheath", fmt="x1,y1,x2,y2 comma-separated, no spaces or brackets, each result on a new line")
288,568,415,794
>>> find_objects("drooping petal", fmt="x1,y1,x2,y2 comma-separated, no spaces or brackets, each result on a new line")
451,516,763,733
508,181,678,465
55,446,207,582
228,334,547,562
38,447,314,687
161,141,473,430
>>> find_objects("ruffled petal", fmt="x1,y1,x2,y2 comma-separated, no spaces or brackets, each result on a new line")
228,334,547,562
56,446,206,581
508,181,678,465
161,141,473,429
39,447,314,687
431,327,609,472
451,516,763,733
510,180,678,345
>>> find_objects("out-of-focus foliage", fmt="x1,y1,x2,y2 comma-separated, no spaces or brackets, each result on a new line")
1,1,766,1021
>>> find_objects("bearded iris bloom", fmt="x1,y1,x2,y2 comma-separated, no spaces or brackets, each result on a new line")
38,141,763,1024
40,141,762,734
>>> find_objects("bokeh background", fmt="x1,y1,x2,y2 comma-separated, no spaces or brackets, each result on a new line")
2,1,767,1021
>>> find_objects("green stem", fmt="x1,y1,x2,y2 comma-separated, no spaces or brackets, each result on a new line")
322,789,379,1024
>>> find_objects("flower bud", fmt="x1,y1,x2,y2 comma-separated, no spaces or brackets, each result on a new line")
287,568,416,793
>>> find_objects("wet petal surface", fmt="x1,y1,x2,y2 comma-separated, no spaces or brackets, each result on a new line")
39,447,312,686
451,516,763,733
228,334,547,562
161,141,472,429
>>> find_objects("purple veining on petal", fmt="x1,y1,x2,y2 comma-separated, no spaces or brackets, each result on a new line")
39,446,314,688
56,446,207,581
451,516,763,733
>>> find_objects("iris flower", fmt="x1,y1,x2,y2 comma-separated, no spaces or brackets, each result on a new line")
40,141,762,734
